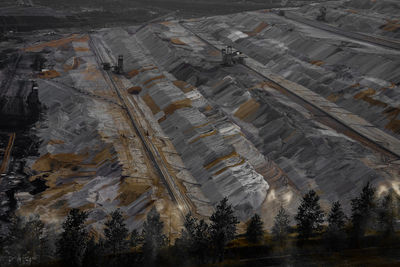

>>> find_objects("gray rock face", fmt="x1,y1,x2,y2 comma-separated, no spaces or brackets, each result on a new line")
97,14,400,221
187,10,400,139
99,27,270,220
10,1,400,230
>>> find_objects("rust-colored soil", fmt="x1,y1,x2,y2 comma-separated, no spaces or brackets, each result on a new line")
142,93,161,114
24,34,88,52
171,38,186,45
234,98,260,120
163,98,192,115
354,88,388,108
38,70,61,79
189,129,217,144
204,151,239,170
143,75,166,85
381,19,400,32
74,47,90,52
173,80,196,93
48,139,65,145
117,179,151,206
245,21,269,36
310,60,324,66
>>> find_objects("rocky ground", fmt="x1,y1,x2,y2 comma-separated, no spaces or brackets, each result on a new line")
0,0,399,236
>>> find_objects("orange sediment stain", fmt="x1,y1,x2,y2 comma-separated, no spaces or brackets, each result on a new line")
310,60,324,66
214,158,246,175
245,21,269,36
189,129,217,144
74,47,90,52
204,151,239,170
327,93,343,103
143,75,165,85
353,88,388,108
383,107,400,134
127,69,140,78
142,94,161,114
24,34,88,52
234,98,260,120
145,80,165,89
38,70,61,79
126,66,158,78
48,139,65,145
170,38,186,45
163,99,192,115
173,80,196,93
381,19,400,32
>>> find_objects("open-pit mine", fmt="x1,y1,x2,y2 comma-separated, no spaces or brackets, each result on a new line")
1,0,400,245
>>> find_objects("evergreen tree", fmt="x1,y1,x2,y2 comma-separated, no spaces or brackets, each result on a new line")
326,201,347,250
104,209,129,255
142,206,167,265
4,215,25,265
1,215,52,266
350,182,375,245
210,197,239,262
246,213,264,244
57,209,89,267
183,212,197,240
129,229,141,249
272,206,290,245
23,215,49,265
179,213,198,257
193,219,210,264
82,236,103,267
377,190,399,238
295,190,324,239
327,201,346,231
176,213,210,264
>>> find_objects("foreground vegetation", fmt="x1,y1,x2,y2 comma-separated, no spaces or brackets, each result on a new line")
1,182,400,267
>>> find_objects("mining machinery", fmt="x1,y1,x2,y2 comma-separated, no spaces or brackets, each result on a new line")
102,55,124,74
221,46,245,66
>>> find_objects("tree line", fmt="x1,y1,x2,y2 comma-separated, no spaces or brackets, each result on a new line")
0,182,399,267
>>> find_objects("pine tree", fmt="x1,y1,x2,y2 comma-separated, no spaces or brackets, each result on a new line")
246,213,264,244
82,236,103,267
104,209,129,255
350,182,375,244
272,206,290,245
295,190,324,239
327,201,346,231
326,201,347,250
210,197,239,262
142,206,167,264
23,215,49,265
177,213,210,264
183,212,197,240
129,229,141,249
57,209,89,267
377,190,399,238
4,215,25,265
179,213,198,255
192,219,210,264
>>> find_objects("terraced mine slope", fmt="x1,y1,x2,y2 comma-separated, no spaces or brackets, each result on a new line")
1,0,399,234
